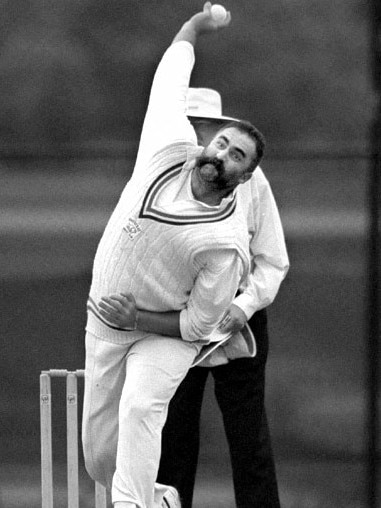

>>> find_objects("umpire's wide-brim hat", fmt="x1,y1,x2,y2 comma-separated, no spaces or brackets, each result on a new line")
186,87,240,123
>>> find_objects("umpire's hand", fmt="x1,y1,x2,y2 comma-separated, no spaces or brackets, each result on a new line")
218,303,247,334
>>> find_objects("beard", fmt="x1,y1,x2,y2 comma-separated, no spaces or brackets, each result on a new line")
195,155,229,189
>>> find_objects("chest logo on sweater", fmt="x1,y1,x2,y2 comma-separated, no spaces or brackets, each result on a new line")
123,218,142,240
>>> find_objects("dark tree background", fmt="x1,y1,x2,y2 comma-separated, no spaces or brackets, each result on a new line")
0,0,374,155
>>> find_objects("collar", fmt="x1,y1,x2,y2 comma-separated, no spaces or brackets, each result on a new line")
139,160,237,225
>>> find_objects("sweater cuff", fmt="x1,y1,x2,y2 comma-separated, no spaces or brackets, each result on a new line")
179,308,192,341
170,40,195,62
233,293,258,321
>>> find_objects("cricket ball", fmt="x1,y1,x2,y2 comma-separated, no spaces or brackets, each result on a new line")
210,4,227,23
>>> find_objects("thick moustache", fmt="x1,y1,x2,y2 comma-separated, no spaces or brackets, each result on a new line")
198,155,224,172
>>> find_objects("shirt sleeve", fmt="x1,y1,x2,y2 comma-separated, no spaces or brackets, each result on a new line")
233,168,290,319
179,249,244,343
134,41,198,169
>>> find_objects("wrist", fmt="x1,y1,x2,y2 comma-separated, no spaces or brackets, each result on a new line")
135,310,140,330
122,310,139,332
172,20,199,46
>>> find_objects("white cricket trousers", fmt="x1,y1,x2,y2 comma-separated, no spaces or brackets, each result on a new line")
82,331,200,508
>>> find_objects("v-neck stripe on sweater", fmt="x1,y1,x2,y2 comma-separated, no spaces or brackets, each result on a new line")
139,161,237,225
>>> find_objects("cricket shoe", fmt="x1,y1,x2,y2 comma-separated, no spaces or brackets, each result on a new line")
162,486,181,508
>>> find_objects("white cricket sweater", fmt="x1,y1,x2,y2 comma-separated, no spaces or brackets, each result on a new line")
87,141,251,345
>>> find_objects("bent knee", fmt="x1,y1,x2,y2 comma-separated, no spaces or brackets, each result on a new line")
121,394,168,432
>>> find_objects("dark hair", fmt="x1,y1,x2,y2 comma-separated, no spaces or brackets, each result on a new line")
217,120,266,172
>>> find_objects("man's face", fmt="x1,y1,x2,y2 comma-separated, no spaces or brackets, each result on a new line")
195,127,257,191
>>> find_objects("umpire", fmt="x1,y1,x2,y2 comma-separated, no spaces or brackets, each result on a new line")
157,87,289,508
